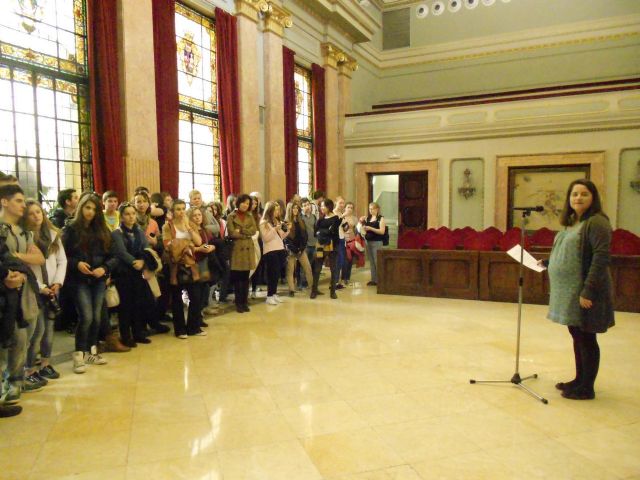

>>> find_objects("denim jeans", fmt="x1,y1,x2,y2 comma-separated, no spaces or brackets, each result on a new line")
0,322,30,385
26,307,54,369
298,246,316,288
366,240,383,283
74,279,107,352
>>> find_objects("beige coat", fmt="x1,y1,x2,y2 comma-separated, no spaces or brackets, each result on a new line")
227,210,258,271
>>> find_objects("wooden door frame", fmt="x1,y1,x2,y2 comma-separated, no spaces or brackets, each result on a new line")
355,159,439,229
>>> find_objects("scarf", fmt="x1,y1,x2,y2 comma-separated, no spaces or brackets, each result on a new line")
35,226,53,259
120,222,142,256
136,212,150,233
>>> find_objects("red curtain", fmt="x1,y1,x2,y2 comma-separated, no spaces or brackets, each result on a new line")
283,46,297,201
86,0,124,197
215,8,242,198
311,63,327,193
152,0,179,197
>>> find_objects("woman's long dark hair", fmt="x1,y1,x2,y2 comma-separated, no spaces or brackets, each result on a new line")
559,179,607,226
70,194,111,251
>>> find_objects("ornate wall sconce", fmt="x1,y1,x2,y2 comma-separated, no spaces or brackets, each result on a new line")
458,168,476,199
631,160,640,194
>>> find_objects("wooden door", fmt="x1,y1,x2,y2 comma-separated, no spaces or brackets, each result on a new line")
398,172,428,234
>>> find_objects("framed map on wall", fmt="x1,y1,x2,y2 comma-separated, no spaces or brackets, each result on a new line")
508,165,590,230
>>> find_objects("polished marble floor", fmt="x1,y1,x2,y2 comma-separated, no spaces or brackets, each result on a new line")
2,269,639,479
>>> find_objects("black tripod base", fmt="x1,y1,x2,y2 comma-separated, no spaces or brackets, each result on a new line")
470,373,548,404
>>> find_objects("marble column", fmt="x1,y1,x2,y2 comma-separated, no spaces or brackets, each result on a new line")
235,0,264,194
262,4,292,201
321,43,340,199
337,58,357,198
118,0,160,196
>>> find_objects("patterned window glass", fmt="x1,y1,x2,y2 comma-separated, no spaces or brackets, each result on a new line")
175,2,221,202
294,65,313,198
0,0,90,207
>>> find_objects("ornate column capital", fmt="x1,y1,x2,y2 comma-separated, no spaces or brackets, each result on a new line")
234,0,270,22
321,42,358,73
264,3,293,37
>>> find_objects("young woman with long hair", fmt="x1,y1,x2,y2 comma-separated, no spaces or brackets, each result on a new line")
284,202,313,297
227,194,257,313
338,201,358,288
187,207,217,321
62,194,118,373
133,191,160,249
311,199,341,299
250,195,265,299
23,200,67,381
259,201,289,305
359,202,386,286
162,200,205,338
543,179,614,400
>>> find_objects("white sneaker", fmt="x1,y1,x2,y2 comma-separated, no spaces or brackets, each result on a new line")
250,291,257,299
274,294,284,303
85,346,107,365
73,351,86,374
265,296,278,305
178,334,188,339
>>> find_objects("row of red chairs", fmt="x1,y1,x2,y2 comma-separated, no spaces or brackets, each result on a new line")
397,226,640,255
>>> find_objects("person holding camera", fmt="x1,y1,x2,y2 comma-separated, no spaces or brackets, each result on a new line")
284,202,313,297
259,201,289,305
311,199,341,299
23,200,67,383
359,202,386,286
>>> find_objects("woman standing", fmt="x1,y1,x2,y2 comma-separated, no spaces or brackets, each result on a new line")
338,201,358,289
311,199,341,299
250,195,264,299
111,202,165,346
284,202,313,297
134,191,160,250
360,202,386,286
23,200,67,381
227,194,257,313
162,200,205,338
187,207,217,321
259,202,289,305
62,194,118,373
545,179,614,400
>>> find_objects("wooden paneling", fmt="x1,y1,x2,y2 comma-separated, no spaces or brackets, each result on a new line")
378,250,639,313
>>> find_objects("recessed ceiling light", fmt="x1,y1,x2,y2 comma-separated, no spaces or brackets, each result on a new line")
416,4,429,18
465,0,480,9
448,0,462,13
432,1,445,16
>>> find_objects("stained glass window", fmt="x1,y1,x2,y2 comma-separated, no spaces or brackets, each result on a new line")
0,0,90,206
294,65,313,198
175,2,220,202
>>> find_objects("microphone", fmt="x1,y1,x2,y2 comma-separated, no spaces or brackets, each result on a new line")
513,206,544,212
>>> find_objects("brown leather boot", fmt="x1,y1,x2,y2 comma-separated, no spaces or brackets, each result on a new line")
104,332,131,353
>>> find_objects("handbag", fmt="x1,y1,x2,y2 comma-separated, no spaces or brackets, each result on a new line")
105,284,120,308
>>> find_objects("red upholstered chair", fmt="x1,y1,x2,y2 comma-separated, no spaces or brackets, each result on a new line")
497,227,531,251
419,228,438,249
425,230,457,250
530,227,557,248
482,226,503,246
452,227,476,247
611,229,640,255
463,231,498,251
398,230,421,249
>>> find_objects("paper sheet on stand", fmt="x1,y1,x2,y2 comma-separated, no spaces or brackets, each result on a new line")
506,245,546,272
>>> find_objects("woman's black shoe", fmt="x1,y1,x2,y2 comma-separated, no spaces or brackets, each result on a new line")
336,284,345,290
555,380,579,391
236,305,245,313
367,281,377,286
561,387,595,400
289,291,295,297
310,290,317,299
0,405,22,418
200,320,209,328
151,324,170,334
330,291,337,299
134,337,151,344
242,304,250,312
122,338,137,348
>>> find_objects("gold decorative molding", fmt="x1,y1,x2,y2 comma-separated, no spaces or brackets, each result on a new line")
263,3,293,37
234,0,269,22
321,42,358,72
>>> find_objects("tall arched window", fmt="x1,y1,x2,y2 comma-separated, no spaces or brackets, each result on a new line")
0,0,91,207
175,3,221,202
294,65,313,199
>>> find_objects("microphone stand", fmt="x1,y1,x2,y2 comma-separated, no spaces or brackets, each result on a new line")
470,208,548,404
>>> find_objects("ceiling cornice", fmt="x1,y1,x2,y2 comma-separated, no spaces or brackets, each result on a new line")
353,13,640,71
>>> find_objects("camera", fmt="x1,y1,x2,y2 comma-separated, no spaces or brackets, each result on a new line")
47,294,62,316
280,222,289,233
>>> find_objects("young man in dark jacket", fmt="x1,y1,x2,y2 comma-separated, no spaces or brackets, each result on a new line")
49,188,78,229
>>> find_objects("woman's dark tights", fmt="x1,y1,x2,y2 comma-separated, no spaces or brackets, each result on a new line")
568,326,600,393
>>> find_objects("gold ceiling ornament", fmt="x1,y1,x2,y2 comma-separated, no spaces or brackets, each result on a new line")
321,42,358,72
263,3,293,36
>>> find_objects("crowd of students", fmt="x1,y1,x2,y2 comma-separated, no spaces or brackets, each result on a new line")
0,171,386,418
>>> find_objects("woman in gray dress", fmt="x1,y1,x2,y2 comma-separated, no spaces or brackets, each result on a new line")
545,179,614,400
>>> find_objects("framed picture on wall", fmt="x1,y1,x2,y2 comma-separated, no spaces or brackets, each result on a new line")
508,164,590,231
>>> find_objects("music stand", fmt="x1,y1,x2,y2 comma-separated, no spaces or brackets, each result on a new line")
470,208,548,404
